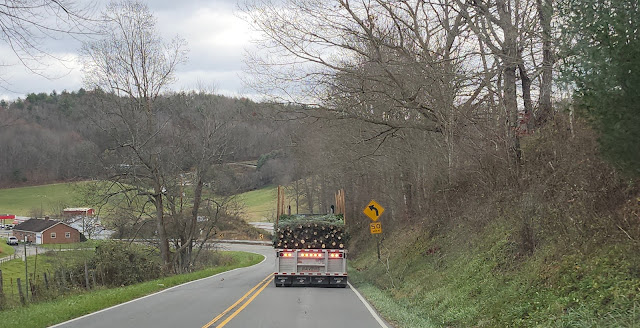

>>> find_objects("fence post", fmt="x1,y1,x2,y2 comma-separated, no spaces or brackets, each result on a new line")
17,278,25,305
0,269,4,309
0,269,4,300
84,261,90,289
44,272,49,289
61,267,67,288
29,278,36,300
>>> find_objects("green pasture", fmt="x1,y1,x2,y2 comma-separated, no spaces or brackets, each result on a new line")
236,186,277,222
0,183,86,217
0,182,282,224
236,184,321,222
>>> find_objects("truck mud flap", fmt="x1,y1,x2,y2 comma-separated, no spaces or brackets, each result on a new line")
274,276,292,287
329,276,348,288
310,276,329,286
292,276,310,286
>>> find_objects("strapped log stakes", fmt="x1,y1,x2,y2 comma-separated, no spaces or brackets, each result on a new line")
274,186,349,249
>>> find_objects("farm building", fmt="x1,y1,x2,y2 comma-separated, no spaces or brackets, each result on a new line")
63,207,95,217
13,218,81,244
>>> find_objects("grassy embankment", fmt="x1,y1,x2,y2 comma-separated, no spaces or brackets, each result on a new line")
0,251,263,328
0,243,15,258
348,222,640,328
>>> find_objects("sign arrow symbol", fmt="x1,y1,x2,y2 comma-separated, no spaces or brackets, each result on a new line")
368,205,379,216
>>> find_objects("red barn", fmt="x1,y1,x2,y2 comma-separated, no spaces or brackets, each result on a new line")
13,218,81,244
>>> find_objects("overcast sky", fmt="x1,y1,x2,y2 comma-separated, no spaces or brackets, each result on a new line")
0,0,258,101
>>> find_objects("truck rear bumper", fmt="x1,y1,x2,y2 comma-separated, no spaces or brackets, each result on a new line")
274,274,347,287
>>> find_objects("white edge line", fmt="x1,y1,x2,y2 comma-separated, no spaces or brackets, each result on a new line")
348,282,390,328
49,251,267,328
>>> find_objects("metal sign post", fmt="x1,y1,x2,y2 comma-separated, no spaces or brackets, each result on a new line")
363,200,385,260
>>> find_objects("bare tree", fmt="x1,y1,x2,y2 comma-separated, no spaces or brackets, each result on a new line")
244,0,565,234
159,91,240,272
80,0,187,268
244,0,490,184
454,0,558,161
0,0,96,89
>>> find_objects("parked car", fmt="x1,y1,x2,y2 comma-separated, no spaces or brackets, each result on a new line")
7,236,18,245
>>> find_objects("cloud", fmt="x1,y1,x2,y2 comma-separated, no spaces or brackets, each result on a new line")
0,48,83,99
0,0,255,100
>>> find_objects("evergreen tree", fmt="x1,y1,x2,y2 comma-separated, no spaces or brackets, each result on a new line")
560,0,640,176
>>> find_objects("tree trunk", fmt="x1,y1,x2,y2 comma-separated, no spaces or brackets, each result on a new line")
518,61,534,133
184,177,204,271
497,0,522,164
536,0,553,126
154,192,170,269
303,177,315,214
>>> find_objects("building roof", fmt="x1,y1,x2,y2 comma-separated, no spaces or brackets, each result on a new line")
13,219,74,233
63,208,93,212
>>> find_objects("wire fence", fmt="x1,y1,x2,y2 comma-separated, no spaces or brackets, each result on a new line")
0,247,102,310
0,261,102,309
0,254,20,266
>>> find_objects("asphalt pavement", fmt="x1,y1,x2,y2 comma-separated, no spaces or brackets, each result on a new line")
51,243,390,328
249,221,274,234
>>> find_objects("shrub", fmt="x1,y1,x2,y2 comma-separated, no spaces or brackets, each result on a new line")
90,241,161,286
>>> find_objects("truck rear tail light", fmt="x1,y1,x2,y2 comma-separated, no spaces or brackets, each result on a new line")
329,253,343,258
300,252,323,258
279,252,293,257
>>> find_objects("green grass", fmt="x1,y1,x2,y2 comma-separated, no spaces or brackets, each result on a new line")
0,182,279,223
236,186,277,222
235,184,321,223
0,182,290,225
0,251,263,328
0,242,15,258
0,183,86,217
37,240,102,250
349,222,640,328
0,248,91,301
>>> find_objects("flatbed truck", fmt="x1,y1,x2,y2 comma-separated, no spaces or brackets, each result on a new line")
273,186,348,287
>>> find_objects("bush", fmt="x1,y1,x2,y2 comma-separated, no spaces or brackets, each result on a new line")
90,241,161,286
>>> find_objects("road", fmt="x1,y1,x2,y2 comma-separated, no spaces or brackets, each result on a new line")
52,243,390,328
249,221,274,234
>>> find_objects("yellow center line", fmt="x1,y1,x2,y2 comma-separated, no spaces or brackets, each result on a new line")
201,274,273,328
216,276,274,328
